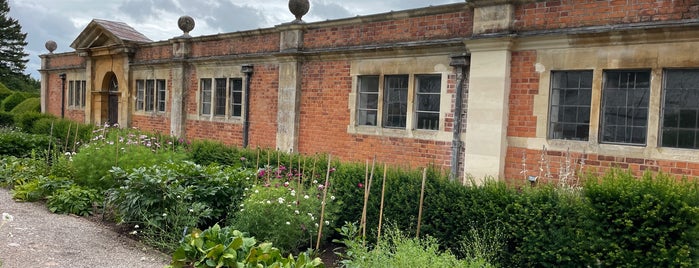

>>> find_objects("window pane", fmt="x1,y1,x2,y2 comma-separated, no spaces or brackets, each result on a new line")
214,78,226,116
157,80,166,112
600,70,650,145
415,74,441,131
68,81,74,106
548,71,593,140
145,80,155,111
383,75,408,128
357,76,379,126
661,69,699,149
230,78,243,117
136,80,144,111
201,79,211,115
81,81,86,108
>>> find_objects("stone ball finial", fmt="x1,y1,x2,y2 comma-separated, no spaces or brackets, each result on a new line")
178,15,195,37
288,0,310,23
45,40,57,53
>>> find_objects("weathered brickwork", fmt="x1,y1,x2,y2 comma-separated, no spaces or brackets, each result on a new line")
133,44,173,61
45,53,84,69
514,0,699,31
132,114,170,134
64,109,85,123
303,10,472,49
505,147,699,185
247,64,279,149
508,50,538,138
189,33,280,57
185,119,242,145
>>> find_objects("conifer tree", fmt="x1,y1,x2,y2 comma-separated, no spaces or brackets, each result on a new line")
0,0,28,80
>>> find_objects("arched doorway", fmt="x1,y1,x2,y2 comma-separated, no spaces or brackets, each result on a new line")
105,72,119,125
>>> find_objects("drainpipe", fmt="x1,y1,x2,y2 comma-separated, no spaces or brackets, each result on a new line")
59,73,66,118
241,64,254,148
449,54,470,181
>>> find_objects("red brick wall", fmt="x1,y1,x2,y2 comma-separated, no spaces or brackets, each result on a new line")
515,0,699,31
189,33,279,57
303,10,472,49
247,64,279,149
132,115,170,134
505,146,699,185
133,44,173,61
185,120,243,146
64,109,85,123
45,54,84,69
508,50,538,138
45,74,63,117
297,60,453,169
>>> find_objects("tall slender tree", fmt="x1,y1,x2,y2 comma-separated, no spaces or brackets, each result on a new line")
0,0,28,81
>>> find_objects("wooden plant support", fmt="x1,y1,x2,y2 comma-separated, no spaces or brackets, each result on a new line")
256,146,260,169
64,123,72,152
359,159,369,242
115,134,120,166
315,154,332,251
361,156,376,246
72,124,80,153
416,168,427,238
377,163,387,244
46,121,54,165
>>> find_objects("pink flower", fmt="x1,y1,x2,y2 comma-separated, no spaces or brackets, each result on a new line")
358,182,364,189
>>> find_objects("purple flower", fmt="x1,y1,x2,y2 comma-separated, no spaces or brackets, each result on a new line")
358,182,364,189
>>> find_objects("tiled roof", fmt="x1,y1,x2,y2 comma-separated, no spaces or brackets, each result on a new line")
92,19,152,43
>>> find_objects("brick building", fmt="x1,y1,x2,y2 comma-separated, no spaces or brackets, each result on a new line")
39,0,699,184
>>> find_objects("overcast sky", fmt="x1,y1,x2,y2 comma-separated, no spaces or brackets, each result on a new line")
7,0,464,79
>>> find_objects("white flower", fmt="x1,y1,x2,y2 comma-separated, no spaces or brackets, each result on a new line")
134,225,140,229
325,221,330,226
240,209,245,212
304,195,309,199
294,210,300,214
278,197,285,204
313,180,318,184
286,221,291,225
330,195,336,201
255,190,259,193
315,223,319,227
244,187,249,191
266,200,271,204
130,230,138,235
188,208,194,212
290,190,296,196
2,213,13,222
240,204,245,207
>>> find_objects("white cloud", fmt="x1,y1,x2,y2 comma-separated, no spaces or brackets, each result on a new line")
7,0,463,79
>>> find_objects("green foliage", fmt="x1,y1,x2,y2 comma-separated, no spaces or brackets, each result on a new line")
0,92,27,112
107,161,254,252
0,0,29,78
0,111,14,127
10,97,40,114
71,130,186,190
229,164,339,254
12,175,72,202
14,112,54,132
584,170,699,267
0,155,47,188
334,222,483,268
0,82,12,101
47,185,101,216
0,74,39,93
0,127,52,158
169,224,325,268
30,117,94,152
187,139,238,166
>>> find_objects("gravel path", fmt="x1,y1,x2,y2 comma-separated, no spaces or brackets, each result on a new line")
0,188,170,268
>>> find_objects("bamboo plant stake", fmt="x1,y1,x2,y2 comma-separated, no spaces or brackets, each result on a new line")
361,156,376,246
115,134,120,166
416,168,427,238
377,163,387,244
46,121,54,165
72,123,80,153
256,146,260,170
359,159,369,244
315,154,332,251
64,123,72,152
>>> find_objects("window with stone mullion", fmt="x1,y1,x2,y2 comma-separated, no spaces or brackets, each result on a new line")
661,69,699,149
600,70,650,145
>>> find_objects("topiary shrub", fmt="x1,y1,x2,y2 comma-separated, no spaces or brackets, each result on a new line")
0,111,14,127
187,139,238,166
10,97,40,114
584,170,699,267
1,92,27,112
0,82,12,102
14,112,55,132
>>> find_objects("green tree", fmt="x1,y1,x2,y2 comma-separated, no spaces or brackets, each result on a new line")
0,0,34,92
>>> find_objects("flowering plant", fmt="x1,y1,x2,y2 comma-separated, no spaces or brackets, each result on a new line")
229,165,339,253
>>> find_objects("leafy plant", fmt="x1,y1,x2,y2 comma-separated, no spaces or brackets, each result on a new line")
12,175,73,202
0,127,52,158
229,164,339,253
0,92,27,112
169,223,325,268
10,97,40,114
47,185,101,216
0,111,13,127
0,155,48,188
334,222,484,268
